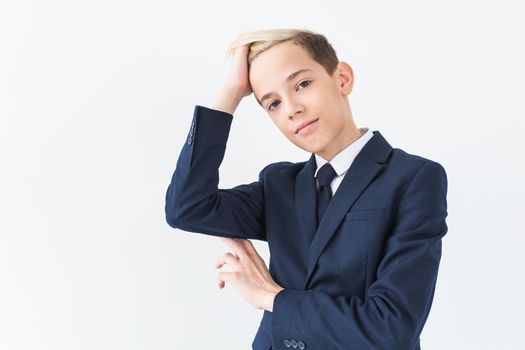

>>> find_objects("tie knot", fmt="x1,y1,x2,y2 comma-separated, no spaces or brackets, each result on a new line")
316,163,337,187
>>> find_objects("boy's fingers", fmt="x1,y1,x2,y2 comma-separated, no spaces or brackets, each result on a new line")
215,252,239,269
236,238,258,258
219,237,248,257
217,271,236,289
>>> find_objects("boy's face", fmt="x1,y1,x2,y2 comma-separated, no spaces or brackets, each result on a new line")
249,41,356,159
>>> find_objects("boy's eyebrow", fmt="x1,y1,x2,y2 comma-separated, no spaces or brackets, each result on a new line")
258,68,312,106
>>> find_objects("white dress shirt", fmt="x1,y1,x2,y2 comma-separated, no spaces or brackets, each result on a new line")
314,127,374,195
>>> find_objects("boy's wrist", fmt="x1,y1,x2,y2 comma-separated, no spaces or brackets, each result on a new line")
265,286,285,313
212,85,245,115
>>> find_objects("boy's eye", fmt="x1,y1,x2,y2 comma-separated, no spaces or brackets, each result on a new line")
267,80,312,112
298,80,311,89
268,100,280,111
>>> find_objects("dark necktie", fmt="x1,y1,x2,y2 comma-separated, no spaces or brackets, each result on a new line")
309,163,337,246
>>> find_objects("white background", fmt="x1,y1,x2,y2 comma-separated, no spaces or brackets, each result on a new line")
1,0,524,349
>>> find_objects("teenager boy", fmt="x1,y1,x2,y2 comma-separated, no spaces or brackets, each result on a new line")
165,29,448,350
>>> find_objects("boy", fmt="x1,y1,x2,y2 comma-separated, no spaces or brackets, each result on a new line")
165,28,448,350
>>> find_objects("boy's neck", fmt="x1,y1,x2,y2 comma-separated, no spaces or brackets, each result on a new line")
316,126,364,162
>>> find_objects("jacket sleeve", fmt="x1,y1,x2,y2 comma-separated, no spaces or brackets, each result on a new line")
165,105,267,242
270,160,448,349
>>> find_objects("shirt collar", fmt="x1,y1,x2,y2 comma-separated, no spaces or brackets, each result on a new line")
314,127,374,178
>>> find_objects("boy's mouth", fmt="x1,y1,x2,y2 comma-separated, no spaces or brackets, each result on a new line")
295,118,319,135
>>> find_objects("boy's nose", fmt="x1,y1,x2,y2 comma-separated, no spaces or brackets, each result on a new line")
286,102,305,119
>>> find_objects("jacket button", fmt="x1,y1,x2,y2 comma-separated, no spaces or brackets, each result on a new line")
298,340,306,349
290,339,298,348
283,339,291,348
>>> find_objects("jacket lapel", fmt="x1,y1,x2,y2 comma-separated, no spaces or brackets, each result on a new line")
294,152,318,253
295,131,393,289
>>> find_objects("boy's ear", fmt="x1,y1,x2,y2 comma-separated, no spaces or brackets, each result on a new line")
335,61,354,95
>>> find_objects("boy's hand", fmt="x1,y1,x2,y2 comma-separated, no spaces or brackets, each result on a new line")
224,43,252,98
215,237,284,312
212,44,252,115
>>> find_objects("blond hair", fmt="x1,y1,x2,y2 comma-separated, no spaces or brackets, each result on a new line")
224,28,340,77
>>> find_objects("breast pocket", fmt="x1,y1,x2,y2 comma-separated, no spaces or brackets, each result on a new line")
344,208,386,222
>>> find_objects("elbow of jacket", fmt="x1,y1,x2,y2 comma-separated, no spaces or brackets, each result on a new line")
166,210,192,229
165,211,180,228
165,200,197,229
165,186,185,228
165,201,185,229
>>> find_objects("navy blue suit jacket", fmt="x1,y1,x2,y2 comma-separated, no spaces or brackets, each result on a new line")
165,105,448,350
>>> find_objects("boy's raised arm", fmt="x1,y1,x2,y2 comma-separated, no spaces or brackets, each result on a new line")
165,45,270,241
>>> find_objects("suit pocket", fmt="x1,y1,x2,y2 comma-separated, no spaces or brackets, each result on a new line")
344,208,386,222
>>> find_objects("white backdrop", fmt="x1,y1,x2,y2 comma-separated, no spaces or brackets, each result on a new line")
1,0,524,349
